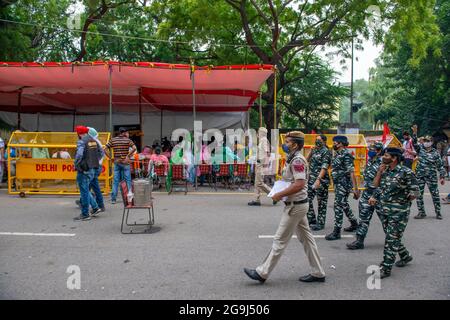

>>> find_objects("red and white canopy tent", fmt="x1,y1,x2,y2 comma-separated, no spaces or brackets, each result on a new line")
0,61,275,144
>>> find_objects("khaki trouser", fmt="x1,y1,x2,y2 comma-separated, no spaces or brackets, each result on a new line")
254,164,271,201
256,203,325,279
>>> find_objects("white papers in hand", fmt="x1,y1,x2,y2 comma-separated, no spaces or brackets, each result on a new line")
267,180,291,201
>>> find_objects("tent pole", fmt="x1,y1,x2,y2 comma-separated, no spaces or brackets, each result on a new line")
139,88,143,149
17,88,22,130
72,109,76,131
160,108,163,142
259,92,262,128
109,64,113,134
191,59,197,189
273,71,277,130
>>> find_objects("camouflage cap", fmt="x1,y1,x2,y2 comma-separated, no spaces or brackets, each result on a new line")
333,135,348,144
371,142,384,150
385,147,403,157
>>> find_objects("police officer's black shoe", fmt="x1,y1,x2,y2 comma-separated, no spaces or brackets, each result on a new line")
243,268,265,283
380,269,391,279
272,200,278,205
346,235,364,250
299,274,325,283
414,213,426,219
311,224,324,231
248,201,261,206
344,219,358,232
395,255,413,267
325,227,341,240
436,214,443,220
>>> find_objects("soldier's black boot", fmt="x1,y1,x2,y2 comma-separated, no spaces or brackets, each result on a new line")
344,219,358,232
346,235,365,250
325,227,341,241
311,224,324,231
436,213,443,220
380,268,391,279
395,255,413,267
414,213,426,219
308,215,317,226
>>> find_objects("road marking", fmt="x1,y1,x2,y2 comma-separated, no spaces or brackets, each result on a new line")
152,192,447,196
0,232,76,237
153,191,254,195
258,235,354,239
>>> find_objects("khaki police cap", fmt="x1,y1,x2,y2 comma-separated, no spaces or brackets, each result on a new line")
286,131,305,139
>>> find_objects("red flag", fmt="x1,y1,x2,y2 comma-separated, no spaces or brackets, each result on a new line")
382,122,390,144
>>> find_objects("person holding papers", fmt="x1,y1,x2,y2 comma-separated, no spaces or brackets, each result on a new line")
244,131,326,284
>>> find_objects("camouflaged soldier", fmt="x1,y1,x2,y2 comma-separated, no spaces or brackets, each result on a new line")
369,147,419,279
306,135,332,231
411,125,446,219
325,136,360,241
347,142,384,250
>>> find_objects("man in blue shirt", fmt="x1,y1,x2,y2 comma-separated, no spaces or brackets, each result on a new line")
74,126,103,221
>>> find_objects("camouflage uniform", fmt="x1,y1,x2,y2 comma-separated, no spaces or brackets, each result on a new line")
374,164,419,274
307,146,332,227
331,148,358,229
412,134,446,217
356,155,383,239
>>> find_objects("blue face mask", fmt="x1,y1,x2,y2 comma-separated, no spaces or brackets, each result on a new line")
368,150,377,159
282,144,290,153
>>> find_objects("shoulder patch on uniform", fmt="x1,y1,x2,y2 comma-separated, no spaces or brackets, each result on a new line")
292,159,305,172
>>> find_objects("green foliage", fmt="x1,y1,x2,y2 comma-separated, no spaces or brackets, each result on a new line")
280,55,348,131
355,0,450,136
0,0,444,133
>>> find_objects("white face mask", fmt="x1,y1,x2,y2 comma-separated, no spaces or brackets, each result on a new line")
424,142,432,148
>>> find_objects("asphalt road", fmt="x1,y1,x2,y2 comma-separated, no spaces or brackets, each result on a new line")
0,184,449,300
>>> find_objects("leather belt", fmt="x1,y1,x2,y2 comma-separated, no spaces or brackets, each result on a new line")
284,199,308,206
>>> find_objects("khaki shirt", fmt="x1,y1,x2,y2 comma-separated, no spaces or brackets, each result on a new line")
282,151,308,202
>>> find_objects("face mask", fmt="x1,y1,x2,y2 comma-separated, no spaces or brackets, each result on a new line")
315,140,323,147
368,150,377,159
282,144,290,153
382,157,393,164
333,144,339,151
424,142,432,148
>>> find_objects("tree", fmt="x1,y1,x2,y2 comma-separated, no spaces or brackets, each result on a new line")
280,54,348,131
0,0,74,61
1,0,443,132
355,0,450,136
155,0,440,129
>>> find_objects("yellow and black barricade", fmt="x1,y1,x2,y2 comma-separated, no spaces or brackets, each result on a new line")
7,131,112,196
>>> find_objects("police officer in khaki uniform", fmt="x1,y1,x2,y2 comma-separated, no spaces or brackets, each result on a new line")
248,127,273,206
244,131,326,283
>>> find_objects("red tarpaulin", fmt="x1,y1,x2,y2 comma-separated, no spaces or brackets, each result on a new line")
0,61,274,114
